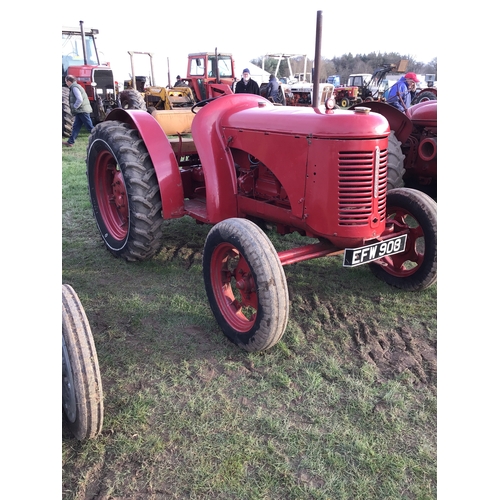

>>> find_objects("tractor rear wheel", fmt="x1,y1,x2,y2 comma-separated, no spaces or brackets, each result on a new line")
203,218,289,352
369,188,437,291
119,89,147,110
387,130,406,190
412,90,436,105
62,87,74,137
62,284,103,440
87,121,163,261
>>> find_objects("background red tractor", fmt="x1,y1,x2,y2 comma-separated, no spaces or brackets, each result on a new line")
62,22,119,136
354,100,437,199
120,50,237,136
85,12,437,353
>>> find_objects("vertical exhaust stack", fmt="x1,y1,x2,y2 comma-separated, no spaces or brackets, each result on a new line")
215,47,220,84
312,10,323,109
79,20,88,66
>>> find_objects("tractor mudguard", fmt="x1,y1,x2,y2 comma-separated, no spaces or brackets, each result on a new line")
349,101,413,144
406,100,437,127
191,94,271,222
104,108,185,219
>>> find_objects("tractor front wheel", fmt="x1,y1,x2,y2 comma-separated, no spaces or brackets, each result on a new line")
62,284,103,440
369,188,437,291
203,218,289,352
87,121,164,261
339,97,350,108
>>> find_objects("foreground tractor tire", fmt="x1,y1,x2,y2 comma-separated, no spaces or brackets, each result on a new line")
87,121,163,261
62,87,74,137
203,218,289,352
119,89,147,111
412,91,437,105
369,188,437,291
62,284,103,440
387,131,406,190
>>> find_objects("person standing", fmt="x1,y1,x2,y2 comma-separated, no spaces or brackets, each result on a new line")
265,74,279,102
63,75,94,147
386,72,419,112
235,68,261,95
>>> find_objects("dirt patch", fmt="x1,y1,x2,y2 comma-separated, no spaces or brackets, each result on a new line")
351,321,436,386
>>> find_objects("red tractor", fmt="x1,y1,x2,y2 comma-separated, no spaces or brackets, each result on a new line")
182,51,235,101
85,12,437,352
86,93,437,352
353,100,437,198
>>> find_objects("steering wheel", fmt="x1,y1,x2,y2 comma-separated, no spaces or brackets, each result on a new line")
191,97,218,114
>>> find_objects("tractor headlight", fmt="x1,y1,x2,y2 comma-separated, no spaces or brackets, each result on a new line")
325,97,335,110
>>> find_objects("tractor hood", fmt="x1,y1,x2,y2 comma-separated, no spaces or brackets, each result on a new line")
218,95,390,139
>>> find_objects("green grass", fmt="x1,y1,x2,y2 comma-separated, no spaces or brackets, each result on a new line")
62,132,437,499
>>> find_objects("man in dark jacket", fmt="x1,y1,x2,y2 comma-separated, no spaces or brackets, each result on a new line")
63,75,94,147
235,68,260,95
265,74,279,102
174,75,188,87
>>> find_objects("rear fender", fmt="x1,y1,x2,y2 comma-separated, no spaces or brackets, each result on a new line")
350,101,413,144
104,108,185,219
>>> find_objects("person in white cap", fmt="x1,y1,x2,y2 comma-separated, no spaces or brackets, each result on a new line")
235,68,261,95
386,72,420,112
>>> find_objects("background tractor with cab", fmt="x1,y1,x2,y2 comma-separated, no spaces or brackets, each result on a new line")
62,22,119,137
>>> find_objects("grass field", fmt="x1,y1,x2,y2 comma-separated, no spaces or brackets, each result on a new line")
62,130,437,499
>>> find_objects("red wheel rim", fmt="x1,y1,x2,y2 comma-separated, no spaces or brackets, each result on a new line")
94,149,129,241
377,206,425,277
210,242,258,333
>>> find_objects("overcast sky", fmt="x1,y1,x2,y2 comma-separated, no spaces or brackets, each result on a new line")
62,4,438,85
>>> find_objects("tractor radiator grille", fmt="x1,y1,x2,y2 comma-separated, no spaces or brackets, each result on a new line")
93,69,115,91
338,148,387,225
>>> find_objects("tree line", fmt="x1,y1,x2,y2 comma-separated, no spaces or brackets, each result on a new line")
251,52,437,85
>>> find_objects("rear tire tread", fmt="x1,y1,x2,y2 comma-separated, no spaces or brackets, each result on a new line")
87,121,163,261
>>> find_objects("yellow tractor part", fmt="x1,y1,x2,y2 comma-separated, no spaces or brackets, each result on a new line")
145,86,195,111
151,108,195,136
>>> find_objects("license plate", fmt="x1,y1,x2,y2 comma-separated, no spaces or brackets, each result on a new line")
343,234,407,267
